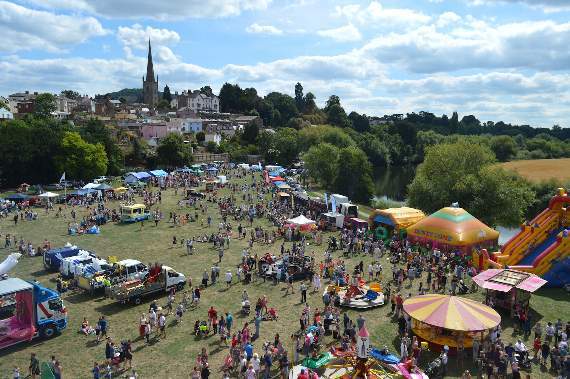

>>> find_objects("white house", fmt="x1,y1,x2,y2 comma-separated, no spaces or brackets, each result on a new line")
0,108,14,120
205,133,222,146
176,90,219,113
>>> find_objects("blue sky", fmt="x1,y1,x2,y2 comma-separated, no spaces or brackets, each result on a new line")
1,0,569,127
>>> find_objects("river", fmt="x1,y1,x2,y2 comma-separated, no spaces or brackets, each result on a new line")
373,165,519,244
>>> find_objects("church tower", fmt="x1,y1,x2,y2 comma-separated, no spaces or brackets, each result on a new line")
143,39,159,107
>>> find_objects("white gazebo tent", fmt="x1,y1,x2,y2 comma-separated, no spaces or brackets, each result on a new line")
38,192,59,198
286,215,316,226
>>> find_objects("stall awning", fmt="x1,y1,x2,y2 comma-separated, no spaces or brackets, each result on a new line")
472,269,547,293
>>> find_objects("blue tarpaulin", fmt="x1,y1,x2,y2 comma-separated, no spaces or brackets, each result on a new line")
149,169,168,177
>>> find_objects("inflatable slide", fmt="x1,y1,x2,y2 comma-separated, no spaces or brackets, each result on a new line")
496,188,570,287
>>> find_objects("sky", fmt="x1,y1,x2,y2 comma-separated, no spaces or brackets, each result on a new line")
1,0,569,127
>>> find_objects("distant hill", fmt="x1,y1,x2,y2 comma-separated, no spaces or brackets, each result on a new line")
100,88,142,103
98,88,164,104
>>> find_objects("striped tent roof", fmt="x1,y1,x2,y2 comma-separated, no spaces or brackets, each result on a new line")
403,294,501,331
406,206,499,246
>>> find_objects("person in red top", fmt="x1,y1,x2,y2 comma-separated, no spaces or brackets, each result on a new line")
297,368,309,379
208,306,217,328
533,336,541,359
395,293,403,318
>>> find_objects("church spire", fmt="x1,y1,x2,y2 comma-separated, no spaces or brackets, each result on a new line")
146,39,155,82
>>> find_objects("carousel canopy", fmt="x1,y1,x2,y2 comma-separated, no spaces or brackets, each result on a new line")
287,215,315,226
472,269,547,293
406,206,499,246
403,294,501,332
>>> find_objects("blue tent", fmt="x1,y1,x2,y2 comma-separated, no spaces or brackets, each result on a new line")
5,193,30,202
149,169,168,177
69,188,97,196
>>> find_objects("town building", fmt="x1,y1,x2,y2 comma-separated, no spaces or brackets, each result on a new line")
175,90,219,113
142,40,159,108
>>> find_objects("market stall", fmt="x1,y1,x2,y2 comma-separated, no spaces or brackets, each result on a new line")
368,207,425,241
472,269,547,316
406,205,499,253
403,294,501,352
286,215,317,233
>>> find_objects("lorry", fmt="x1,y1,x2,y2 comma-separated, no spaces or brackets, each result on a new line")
107,264,186,305
78,259,148,294
43,245,94,271
0,278,67,349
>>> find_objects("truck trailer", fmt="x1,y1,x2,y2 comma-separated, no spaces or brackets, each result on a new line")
0,278,67,349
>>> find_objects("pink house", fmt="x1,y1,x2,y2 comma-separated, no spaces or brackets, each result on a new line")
140,121,183,139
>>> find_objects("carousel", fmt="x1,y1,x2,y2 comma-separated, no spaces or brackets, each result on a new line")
321,326,427,379
324,276,384,309
403,294,501,352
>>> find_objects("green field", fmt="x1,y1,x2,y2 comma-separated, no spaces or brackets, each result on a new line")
0,174,567,378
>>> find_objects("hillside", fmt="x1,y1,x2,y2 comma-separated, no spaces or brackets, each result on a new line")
500,158,570,182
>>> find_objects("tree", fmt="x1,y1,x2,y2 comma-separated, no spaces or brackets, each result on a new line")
303,143,339,189
265,92,299,127
156,133,192,167
81,119,124,175
303,92,317,114
157,99,170,110
200,86,213,96
60,90,80,99
333,146,374,204
294,82,305,113
326,104,350,128
490,135,517,162
0,98,8,110
196,131,205,143
205,141,218,153
55,132,108,180
408,141,534,226
163,85,172,103
273,128,300,165
242,121,259,144
348,111,370,133
219,83,243,113
324,95,341,111
33,93,56,118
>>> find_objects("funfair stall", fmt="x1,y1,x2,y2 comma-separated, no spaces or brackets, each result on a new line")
472,269,547,317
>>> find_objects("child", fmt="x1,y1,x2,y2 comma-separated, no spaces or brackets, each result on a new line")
13,366,20,379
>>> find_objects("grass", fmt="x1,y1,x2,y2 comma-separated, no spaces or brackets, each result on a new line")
500,158,570,183
0,173,568,379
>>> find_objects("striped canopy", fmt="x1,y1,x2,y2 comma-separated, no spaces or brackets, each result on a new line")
406,206,499,247
403,294,501,332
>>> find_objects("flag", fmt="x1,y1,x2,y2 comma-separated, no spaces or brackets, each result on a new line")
324,193,329,208
59,172,66,184
330,195,337,214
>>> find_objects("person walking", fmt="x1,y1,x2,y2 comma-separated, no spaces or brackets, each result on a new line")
300,282,307,303
29,353,40,379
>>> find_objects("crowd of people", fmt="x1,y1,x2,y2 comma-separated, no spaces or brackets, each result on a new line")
2,164,569,379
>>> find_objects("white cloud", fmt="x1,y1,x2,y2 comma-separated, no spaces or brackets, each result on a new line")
360,19,570,73
0,1,107,52
26,0,273,20
469,0,570,12
334,1,431,28
317,24,362,42
117,24,181,50
436,11,461,28
246,23,283,35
